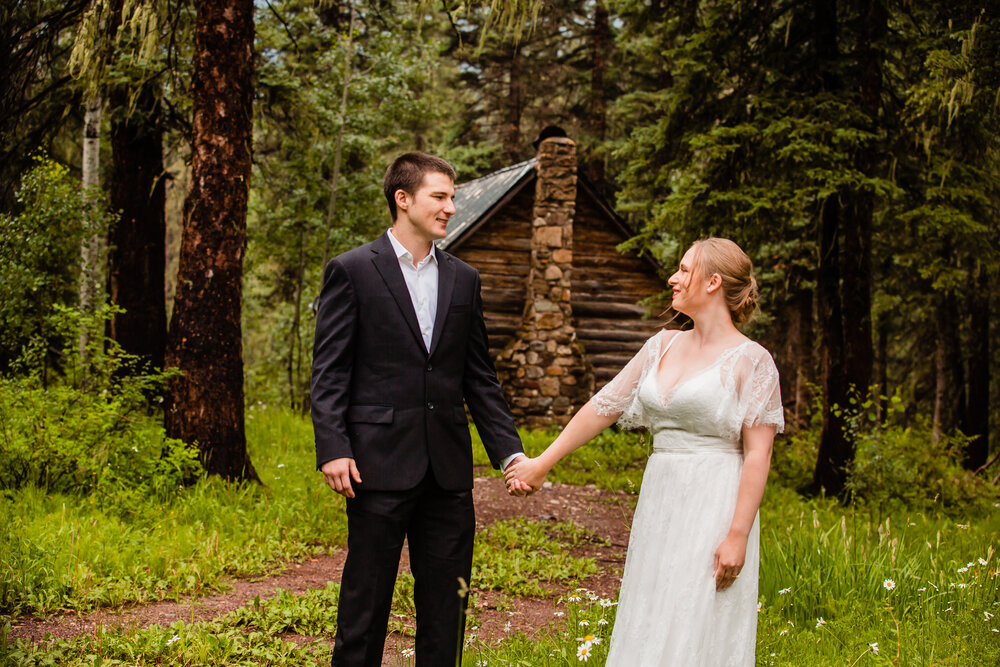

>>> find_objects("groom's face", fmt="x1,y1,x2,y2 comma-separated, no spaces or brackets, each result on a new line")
397,171,456,244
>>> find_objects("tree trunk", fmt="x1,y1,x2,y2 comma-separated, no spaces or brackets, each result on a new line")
108,81,167,372
932,291,965,441
503,43,522,163
164,0,258,482
812,195,851,496
965,269,990,468
587,0,611,192
79,94,104,357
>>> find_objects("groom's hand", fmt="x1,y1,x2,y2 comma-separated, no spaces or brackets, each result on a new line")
321,457,362,498
504,455,534,497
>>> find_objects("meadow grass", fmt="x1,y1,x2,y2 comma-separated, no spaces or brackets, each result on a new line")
2,406,998,665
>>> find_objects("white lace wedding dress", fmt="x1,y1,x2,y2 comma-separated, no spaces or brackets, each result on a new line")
592,329,784,666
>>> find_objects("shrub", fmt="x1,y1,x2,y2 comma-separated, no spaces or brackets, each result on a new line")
0,306,201,514
847,418,993,514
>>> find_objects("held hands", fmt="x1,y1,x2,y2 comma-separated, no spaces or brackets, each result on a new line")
321,457,362,498
504,456,548,497
713,531,748,592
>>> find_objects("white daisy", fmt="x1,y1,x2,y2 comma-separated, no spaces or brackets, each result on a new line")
883,579,896,591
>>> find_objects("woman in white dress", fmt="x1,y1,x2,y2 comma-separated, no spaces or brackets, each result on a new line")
505,238,784,666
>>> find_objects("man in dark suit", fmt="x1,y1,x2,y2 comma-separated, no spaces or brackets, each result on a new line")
311,153,531,667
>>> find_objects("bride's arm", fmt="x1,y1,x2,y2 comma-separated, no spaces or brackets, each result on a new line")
505,401,619,491
714,423,775,591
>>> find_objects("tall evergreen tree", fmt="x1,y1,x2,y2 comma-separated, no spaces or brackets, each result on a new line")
164,0,258,481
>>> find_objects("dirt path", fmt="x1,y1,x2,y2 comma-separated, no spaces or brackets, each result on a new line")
8,476,636,664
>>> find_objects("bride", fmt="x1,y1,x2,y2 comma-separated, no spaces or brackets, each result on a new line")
506,237,783,666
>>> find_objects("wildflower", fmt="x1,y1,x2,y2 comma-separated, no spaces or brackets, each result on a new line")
476,661,488,666
985,611,994,621
554,611,565,617
967,562,974,568
579,620,590,627
277,463,285,468
597,618,608,626
166,635,180,646
567,594,582,603
779,629,788,636
869,642,879,656
756,602,762,613
956,524,970,529
815,617,826,629
778,587,791,595
883,579,896,591
401,648,415,657
503,621,511,633
598,598,617,608
917,587,927,592
979,558,988,566
993,629,999,633
577,643,592,661
957,567,969,573
576,634,602,645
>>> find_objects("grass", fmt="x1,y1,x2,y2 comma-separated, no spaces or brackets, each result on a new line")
2,405,999,665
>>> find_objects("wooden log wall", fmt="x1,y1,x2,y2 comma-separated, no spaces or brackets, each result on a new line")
570,193,666,387
449,185,534,361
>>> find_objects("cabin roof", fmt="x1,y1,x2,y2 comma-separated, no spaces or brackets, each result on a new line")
437,159,537,251
437,157,662,273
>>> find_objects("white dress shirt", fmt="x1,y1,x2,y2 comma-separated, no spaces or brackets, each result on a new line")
386,229,524,471
387,229,438,352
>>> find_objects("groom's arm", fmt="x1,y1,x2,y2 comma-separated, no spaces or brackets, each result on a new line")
311,258,358,470
461,273,523,469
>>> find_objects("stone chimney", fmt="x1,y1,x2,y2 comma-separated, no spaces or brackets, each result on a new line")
495,135,595,428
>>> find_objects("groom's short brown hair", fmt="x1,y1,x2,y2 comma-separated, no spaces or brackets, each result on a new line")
383,153,456,221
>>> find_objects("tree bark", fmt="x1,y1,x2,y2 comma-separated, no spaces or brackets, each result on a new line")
108,81,167,371
503,43,522,163
587,0,611,192
79,94,104,357
812,195,851,496
164,0,258,482
965,269,990,468
932,291,965,441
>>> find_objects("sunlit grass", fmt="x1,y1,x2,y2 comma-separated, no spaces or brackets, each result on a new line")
3,406,998,665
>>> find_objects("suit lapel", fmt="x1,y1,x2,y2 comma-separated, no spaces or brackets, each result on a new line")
370,233,425,353
428,252,456,360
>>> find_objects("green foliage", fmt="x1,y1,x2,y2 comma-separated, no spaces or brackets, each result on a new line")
473,518,601,596
2,408,998,664
0,405,345,617
0,157,108,368
0,305,198,515
847,420,993,514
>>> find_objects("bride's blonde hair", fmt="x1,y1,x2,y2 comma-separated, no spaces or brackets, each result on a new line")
689,237,759,326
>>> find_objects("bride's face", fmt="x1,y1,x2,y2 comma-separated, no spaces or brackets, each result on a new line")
668,248,703,314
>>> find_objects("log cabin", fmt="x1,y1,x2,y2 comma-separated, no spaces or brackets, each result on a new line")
438,134,668,428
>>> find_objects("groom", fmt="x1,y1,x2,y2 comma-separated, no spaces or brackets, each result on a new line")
311,152,530,667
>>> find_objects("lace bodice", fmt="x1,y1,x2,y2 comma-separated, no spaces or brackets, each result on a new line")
592,329,784,444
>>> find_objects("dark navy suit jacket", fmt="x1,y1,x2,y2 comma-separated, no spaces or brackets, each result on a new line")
310,231,522,491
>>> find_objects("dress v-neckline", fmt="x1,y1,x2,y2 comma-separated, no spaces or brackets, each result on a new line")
652,330,752,406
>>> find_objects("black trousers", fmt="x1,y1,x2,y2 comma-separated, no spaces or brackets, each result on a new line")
331,471,475,667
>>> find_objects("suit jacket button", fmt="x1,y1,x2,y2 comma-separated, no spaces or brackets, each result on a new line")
427,401,435,410
426,363,433,372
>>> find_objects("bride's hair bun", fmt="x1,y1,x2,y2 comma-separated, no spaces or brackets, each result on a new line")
690,238,759,326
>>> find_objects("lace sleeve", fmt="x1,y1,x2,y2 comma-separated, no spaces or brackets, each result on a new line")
591,331,662,431
740,349,784,434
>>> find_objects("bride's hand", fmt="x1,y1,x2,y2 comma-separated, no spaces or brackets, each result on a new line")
713,532,748,592
504,456,548,495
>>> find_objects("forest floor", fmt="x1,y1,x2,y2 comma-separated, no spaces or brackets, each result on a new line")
9,476,636,666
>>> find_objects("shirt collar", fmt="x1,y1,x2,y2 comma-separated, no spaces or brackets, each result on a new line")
387,228,437,266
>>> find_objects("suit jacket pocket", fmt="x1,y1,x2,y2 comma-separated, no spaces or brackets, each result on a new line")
347,404,394,424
